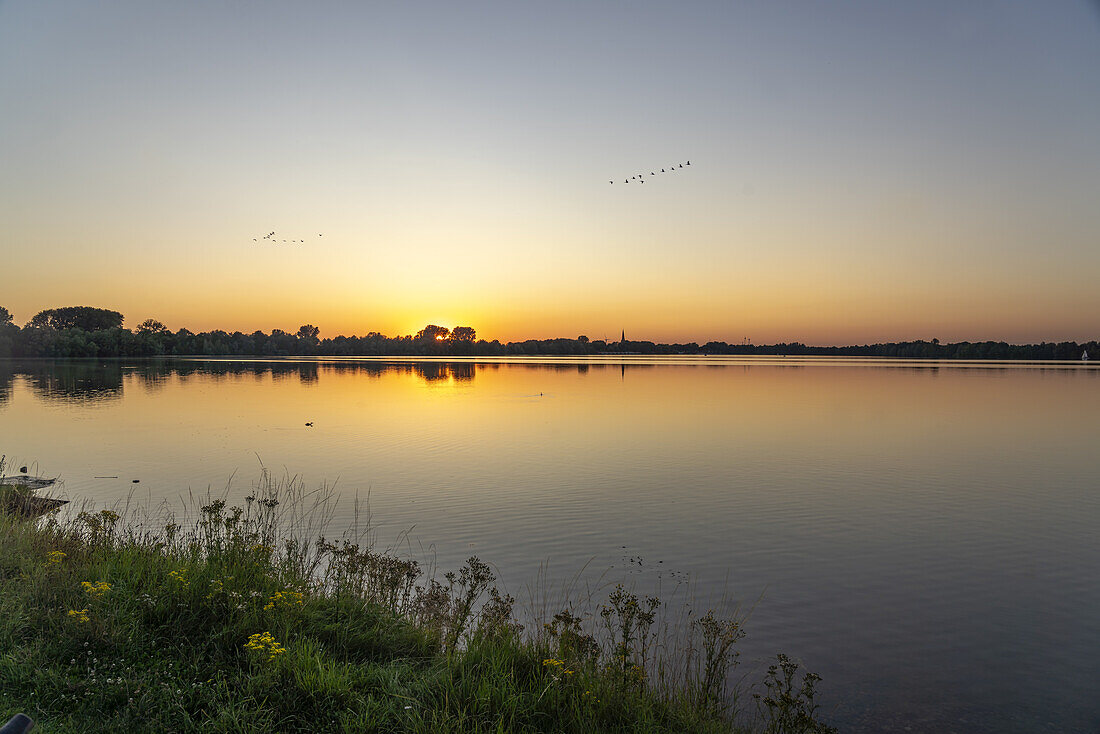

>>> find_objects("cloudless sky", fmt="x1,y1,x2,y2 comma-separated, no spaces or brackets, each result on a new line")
2,1,1098,344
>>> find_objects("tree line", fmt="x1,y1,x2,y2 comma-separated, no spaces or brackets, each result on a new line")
0,305,1095,360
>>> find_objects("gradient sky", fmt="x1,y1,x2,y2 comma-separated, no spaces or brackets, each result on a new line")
2,1,1098,345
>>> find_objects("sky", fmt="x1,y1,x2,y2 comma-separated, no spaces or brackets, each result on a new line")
1,1,1098,345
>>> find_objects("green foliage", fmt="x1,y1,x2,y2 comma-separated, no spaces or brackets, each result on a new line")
601,584,659,679
690,610,746,715
754,655,837,734
0,469,838,733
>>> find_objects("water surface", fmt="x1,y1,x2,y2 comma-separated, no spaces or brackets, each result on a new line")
2,357,1098,733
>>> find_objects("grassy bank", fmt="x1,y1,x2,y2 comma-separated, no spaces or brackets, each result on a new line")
0,468,834,733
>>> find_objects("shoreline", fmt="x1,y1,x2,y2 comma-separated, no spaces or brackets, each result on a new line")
0,465,836,733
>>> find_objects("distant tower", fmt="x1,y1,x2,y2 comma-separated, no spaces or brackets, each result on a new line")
621,329,625,344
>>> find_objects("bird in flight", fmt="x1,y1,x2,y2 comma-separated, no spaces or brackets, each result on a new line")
610,161,692,185
252,230,318,244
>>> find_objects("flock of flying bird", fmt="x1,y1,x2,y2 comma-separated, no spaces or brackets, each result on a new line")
611,160,690,184
249,162,694,243
253,231,323,243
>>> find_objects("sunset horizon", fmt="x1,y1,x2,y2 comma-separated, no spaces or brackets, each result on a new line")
2,302,1096,349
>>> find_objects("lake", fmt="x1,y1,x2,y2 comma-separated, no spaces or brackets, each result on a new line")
2,357,1098,732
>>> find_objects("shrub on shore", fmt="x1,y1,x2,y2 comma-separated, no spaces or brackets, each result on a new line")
0,466,834,733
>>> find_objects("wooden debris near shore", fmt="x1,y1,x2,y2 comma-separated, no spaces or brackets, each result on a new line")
0,476,68,519
0,476,57,491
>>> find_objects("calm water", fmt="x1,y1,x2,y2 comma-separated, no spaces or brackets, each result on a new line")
3,357,1098,733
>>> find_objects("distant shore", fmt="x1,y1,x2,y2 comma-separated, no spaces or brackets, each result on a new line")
1,310,1095,362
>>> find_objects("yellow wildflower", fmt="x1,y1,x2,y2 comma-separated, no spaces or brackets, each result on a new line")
67,608,90,623
263,590,305,612
244,631,287,661
47,551,66,564
81,581,111,599
205,578,225,601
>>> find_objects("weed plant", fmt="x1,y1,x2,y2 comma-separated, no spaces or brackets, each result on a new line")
0,458,834,733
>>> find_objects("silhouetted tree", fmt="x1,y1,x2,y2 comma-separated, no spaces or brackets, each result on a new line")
296,324,320,343
416,325,450,342
451,326,476,342
2,305,1093,360
136,319,168,334
28,306,123,331
0,306,15,358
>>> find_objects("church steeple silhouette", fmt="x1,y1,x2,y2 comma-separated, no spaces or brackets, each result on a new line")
620,329,625,344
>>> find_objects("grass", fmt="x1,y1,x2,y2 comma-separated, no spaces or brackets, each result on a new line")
0,461,835,733
0,477,33,511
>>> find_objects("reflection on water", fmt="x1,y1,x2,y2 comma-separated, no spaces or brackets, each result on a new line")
4,360,126,405
0,358,683,405
0,361,11,406
7,356,1094,409
2,357,1099,733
